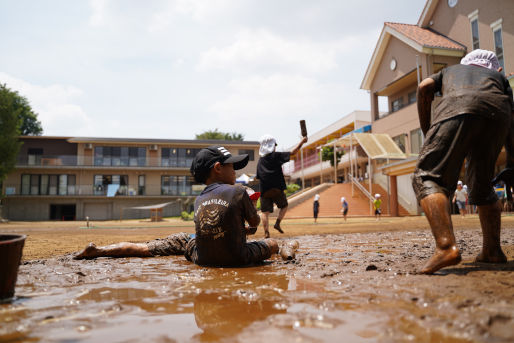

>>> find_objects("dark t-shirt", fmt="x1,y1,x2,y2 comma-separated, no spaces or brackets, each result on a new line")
256,151,291,194
193,183,259,266
429,64,513,125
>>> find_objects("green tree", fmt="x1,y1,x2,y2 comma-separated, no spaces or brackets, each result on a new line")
195,129,244,141
321,146,344,167
285,183,300,196
0,85,23,185
0,84,42,136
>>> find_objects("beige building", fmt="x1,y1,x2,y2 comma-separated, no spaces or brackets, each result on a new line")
360,0,514,214
1,136,259,221
287,110,371,187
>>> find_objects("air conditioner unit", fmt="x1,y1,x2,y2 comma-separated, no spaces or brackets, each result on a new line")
150,144,158,151
85,143,93,149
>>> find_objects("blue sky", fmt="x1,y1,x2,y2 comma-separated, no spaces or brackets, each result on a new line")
0,0,426,149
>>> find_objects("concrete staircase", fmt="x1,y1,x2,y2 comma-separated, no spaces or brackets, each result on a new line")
285,183,410,218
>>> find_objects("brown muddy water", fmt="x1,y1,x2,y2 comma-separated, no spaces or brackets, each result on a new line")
1,228,513,342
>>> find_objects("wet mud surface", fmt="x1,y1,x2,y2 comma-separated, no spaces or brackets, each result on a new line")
1,227,513,342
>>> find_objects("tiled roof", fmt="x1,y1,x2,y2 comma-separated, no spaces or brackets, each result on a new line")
385,22,466,51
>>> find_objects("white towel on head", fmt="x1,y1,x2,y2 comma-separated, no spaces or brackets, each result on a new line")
259,134,276,157
460,49,500,71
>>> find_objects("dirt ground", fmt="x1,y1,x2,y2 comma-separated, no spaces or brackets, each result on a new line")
1,215,514,342
2,214,509,261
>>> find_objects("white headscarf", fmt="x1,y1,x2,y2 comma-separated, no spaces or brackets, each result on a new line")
460,49,500,71
259,134,277,157
314,194,320,201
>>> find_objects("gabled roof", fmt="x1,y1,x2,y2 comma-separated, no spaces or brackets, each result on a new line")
385,23,465,51
361,22,466,90
418,0,439,27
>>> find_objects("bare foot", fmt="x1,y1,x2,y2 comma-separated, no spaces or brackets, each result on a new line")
421,246,461,274
264,231,270,239
73,243,99,260
475,249,507,263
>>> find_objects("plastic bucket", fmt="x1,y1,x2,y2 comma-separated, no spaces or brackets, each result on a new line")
0,234,26,300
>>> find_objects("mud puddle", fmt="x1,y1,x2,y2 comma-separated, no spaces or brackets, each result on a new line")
1,228,513,342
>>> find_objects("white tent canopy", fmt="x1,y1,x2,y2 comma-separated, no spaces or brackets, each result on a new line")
236,173,252,184
126,202,174,210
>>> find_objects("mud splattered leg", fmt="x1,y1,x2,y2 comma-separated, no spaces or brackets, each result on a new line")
420,193,461,274
476,201,507,263
74,242,152,260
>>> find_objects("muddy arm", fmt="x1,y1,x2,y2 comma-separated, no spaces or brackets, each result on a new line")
417,78,436,136
290,136,308,156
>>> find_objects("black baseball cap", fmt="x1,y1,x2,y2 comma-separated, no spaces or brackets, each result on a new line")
190,145,249,183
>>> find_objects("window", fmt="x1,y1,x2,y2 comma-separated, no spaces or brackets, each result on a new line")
49,175,58,195
161,175,177,195
95,146,146,166
162,148,199,168
407,91,417,105
94,175,128,196
27,148,43,165
161,148,178,167
21,175,30,195
185,148,198,167
161,175,196,195
40,174,49,195
58,175,67,195
20,174,75,195
392,134,407,153
238,149,255,161
491,19,504,73
391,97,403,113
138,175,145,195
468,10,479,50
410,129,424,154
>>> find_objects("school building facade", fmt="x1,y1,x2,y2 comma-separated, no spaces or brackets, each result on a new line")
287,0,514,216
1,136,259,221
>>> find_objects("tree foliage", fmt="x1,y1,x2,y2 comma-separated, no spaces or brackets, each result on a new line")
321,146,344,167
0,85,23,184
195,129,244,141
1,84,42,136
285,183,301,196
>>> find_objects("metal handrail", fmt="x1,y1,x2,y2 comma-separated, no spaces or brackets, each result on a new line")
348,173,374,202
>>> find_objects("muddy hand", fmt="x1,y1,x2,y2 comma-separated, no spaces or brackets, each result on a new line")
492,168,514,201
279,240,299,260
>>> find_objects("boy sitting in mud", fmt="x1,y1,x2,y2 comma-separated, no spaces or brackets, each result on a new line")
75,145,279,266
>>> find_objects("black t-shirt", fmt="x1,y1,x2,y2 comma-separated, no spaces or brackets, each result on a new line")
193,183,259,266
256,151,291,194
429,64,513,125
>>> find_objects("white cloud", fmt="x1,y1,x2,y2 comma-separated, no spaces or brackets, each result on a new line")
148,0,232,32
89,0,109,27
197,29,339,73
0,72,92,136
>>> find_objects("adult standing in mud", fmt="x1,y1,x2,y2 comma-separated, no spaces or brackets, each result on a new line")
256,134,307,238
412,49,514,274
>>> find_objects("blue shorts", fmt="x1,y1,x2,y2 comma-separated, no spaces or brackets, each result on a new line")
456,200,466,210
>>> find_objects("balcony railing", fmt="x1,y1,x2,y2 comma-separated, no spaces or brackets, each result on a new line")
16,155,196,168
2,183,203,197
293,153,321,173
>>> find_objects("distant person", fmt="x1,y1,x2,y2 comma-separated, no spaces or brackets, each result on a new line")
373,194,382,221
313,194,320,223
340,196,349,221
412,49,513,274
256,134,308,238
452,180,468,217
75,146,280,266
